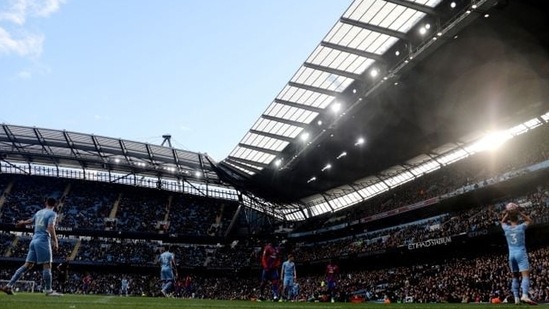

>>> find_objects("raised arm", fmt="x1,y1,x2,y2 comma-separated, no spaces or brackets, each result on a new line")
500,211,509,225
518,210,533,226
15,218,33,227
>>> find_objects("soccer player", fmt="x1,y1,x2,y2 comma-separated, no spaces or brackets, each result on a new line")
120,277,130,296
82,272,92,294
0,197,63,296
501,203,536,305
326,259,339,302
280,254,296,301
259,242,280,300
56,257,70,293
157,246,177,297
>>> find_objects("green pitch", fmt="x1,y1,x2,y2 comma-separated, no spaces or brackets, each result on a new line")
0,293,533,309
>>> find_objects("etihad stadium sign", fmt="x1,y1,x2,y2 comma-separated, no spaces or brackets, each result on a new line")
407,236,452,250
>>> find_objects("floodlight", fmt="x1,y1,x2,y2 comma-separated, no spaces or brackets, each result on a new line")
484,13,489,18
450,2,456,8
300,132,310,141
195,171,202,178
317,120,323,126
331,102,342,113
425,23,431,30
370,68,379,78
307,176,317,183
468,131,512,153
336,152,347,159
321,164,332,172
274,159,282,167
395,50,400,56
419,27,427,35
355,137,365,146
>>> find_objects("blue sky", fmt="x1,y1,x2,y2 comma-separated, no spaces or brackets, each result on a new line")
0,0,351,161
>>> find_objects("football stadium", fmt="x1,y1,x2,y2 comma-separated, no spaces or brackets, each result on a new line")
1,0,549,308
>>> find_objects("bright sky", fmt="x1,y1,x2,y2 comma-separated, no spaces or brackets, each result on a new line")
0,0,351,162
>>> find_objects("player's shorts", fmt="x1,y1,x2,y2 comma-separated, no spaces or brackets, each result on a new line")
327,280,337,290
508,248,529,272
261,268,279,281
283,277,294,288
161,267,175,281
26,238,52,264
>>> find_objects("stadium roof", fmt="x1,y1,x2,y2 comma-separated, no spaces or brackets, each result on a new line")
0,124,221,187
220,0,549,219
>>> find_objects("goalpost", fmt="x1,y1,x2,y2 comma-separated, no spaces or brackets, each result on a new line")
0,280,36,293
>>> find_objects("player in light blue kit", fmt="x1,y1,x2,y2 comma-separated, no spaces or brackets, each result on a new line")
501,203,536,305
280,254,296,301
1,197,62,296
120,277,129,296
157,246,177,297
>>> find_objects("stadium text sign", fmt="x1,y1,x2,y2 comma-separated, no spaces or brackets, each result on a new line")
407,236,452,250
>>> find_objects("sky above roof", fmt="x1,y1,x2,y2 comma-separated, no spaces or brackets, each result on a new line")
0,0,351,162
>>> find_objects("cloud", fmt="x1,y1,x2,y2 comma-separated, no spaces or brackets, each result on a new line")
16,69,32,79
0,26,43,57
0,0,65,24
0,0,65,57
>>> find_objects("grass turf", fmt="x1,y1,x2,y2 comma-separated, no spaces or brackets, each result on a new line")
0,293,539,309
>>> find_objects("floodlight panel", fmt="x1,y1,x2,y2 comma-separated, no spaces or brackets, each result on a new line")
279,85,334,108
434,148,466,166
234,148,275,165
384,171,414,187
265,102,318,124
330,192,363,210
310,203,330,216
253,118,303,138
508,124,528,136
241,133,289,152
308,46,376,75
419,0,444,7
293,67,353,92
409,160,441,175
224,161,257,175
379,6,426,32
524,118,542,129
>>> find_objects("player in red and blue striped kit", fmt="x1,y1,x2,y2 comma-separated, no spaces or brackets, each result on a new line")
259,242,280,300
326,260,339,302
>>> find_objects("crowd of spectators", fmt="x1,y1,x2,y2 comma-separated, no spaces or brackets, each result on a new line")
167,195,236,237
0,175,237,236
59,181,116,230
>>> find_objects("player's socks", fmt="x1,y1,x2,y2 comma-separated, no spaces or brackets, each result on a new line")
512,278,520,300
8,265,28,286
521,277,530,299
43,269,52,291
